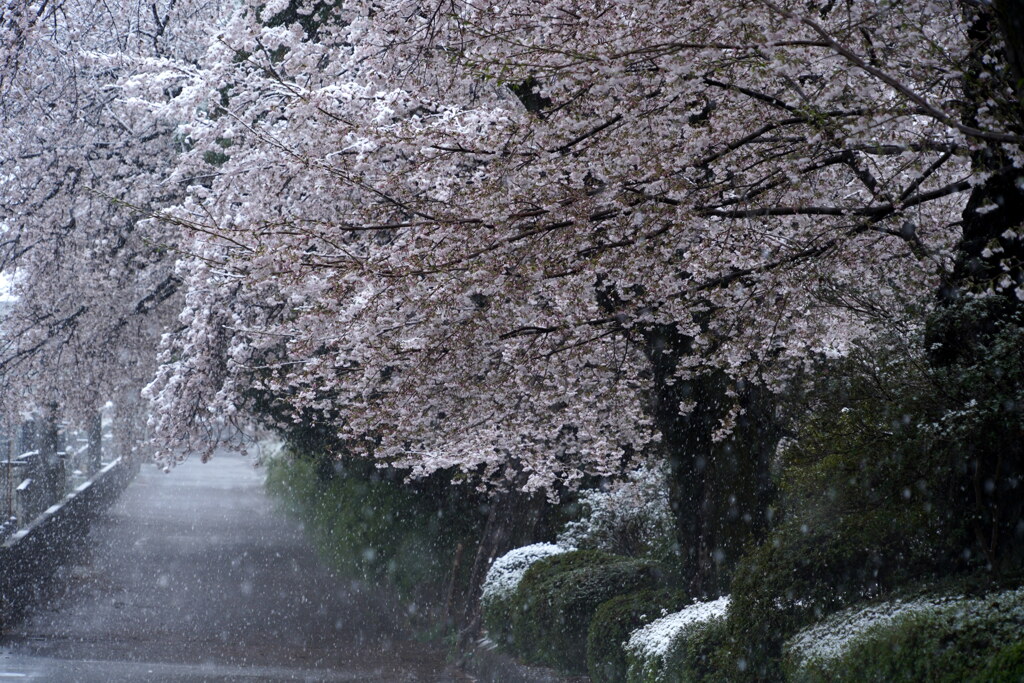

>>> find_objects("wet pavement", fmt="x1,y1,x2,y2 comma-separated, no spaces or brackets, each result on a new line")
0,452,465,681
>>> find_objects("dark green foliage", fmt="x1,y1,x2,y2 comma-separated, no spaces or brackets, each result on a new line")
202,149,229,166
925,298,1024,573
587,588,691,683
725,391,965,675
724,304,1024,678
975,638,1024,682
664,615,733,683
265,454,486,610
502,550,667,674
785,589,1024,682
201,137,233,166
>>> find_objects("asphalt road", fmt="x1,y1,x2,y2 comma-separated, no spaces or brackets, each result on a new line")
0,452,465,682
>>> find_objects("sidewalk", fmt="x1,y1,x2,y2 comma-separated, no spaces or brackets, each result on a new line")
0,451,464,681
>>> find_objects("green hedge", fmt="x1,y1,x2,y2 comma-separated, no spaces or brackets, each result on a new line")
784,588,1024,682
975,638,1024,682
587,588,691,683
265,454,485,609
481,543,570,649
623,598,732,683
501,550,666,673
721,334,987,678
661,615,733,683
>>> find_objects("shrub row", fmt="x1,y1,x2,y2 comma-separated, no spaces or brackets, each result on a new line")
483,549,670,675
265,454,486,609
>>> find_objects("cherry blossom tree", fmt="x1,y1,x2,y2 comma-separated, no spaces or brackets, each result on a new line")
143,0,1019,465
5,0,1020,589
0,0,224,447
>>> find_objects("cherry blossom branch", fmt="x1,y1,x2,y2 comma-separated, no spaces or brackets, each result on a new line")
758,0,1024,144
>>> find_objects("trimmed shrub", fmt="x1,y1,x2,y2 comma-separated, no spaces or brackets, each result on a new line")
975,638,1024,682
504,550,667,673
720,301,1024,677
481,542,571,648
722,324,1002,678
587,588,691,683
783,587,1024,682
624,596,731,683
665,615,733,683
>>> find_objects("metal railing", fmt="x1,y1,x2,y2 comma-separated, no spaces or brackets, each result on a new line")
1,414,111,540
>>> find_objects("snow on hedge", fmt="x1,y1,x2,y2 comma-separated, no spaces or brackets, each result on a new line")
627,595,730,660
480,542,572,605
785,588,1024,671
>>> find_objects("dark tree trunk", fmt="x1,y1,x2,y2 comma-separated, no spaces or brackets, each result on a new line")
39,406,63,505
943,1,1024,309
643,325,778,598
927,1,1024,571
456,489,552,640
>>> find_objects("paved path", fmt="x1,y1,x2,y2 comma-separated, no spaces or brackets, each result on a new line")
0,452,465,682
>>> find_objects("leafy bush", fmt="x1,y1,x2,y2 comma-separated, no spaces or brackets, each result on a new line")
481,542,572,607
265,453,486,609
587,588,691,683
975,638,1024,682
623,596,731,683
502,550,667,673
924,297,1024,573
783,587,1024,682
481,542,572,647
722,305,1024,677
558,463,678,562
665,615,734,683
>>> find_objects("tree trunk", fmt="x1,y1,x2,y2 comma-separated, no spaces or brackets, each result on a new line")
39,404,63,505
928,1,1024,571
457,489,550,641
644,325,778,598
944,1,1024,308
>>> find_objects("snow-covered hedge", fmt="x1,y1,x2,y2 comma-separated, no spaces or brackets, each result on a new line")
784,593,961,668
480,542,574,651
558,463,676,560
587,589,692,683
624,595,731,682
784,587,1024,681
480,542,572,608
